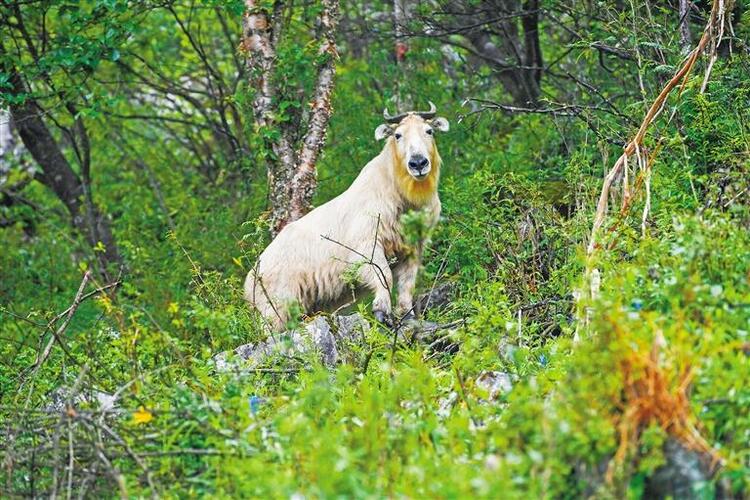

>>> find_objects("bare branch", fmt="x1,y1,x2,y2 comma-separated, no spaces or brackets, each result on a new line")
30,271,91,377
587,0,731,256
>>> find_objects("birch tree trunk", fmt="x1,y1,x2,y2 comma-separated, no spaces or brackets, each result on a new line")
679,0,693,54
243,0,340,236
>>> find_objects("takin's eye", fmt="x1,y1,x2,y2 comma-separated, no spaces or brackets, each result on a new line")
425,128,434,135
395,133,402,140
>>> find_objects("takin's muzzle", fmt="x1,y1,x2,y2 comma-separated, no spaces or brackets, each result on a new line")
407,154,430,179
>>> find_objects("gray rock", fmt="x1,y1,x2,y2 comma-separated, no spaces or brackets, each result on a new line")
415,282,455,315
307,316,339,367
644,438,718,499
475,371,513,399
45,387,118,413
214,304,462,372
573,438,726,499
400,319,440,342
334,313,370,341
214,313,373,371
437,391,458,419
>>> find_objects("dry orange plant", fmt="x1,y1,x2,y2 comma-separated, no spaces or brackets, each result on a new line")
606,328,721,482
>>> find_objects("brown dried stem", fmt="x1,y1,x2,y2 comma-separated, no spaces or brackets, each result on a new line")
587,0,732,256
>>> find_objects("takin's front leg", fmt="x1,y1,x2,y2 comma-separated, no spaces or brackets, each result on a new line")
244,269,291,332
394,255,420,321
358,246,393,325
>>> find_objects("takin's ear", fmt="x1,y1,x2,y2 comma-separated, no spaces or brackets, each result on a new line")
430,117,450,132
374,124,394,141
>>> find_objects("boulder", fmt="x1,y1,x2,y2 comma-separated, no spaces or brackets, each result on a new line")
214,313,372,371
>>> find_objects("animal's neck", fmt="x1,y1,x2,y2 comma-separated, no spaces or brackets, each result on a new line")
387,140,440,208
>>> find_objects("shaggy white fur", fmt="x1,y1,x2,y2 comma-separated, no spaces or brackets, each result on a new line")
245,113,449,331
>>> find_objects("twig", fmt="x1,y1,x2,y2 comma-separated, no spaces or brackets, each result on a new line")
30,271,91,377
517,295,573,312
462,98,588,118
47,281,121,326
453,367,479,428
118,448,235,457
94,420,157,497
320,233,390,290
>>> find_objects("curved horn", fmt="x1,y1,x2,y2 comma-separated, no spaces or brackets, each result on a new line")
383,107,409,124
415,101,437,119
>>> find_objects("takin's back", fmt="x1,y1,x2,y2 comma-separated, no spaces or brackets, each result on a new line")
244,149,400,327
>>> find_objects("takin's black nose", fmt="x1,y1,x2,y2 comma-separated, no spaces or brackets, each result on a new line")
408,155,429,174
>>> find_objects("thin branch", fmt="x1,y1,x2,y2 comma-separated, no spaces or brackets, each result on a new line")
30,271,91,377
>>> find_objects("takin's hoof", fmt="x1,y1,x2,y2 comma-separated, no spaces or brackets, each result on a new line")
373,310,394,327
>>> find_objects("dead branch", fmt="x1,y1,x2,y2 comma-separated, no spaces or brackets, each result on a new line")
587,0,733,256
30,271,91,377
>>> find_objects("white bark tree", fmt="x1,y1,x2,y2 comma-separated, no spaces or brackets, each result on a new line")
243,0,340,235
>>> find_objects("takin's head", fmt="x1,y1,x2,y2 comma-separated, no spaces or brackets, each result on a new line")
374,102,449,204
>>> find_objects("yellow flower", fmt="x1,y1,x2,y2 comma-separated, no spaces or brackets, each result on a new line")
132,406,153,425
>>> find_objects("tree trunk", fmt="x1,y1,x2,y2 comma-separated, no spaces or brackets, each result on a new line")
244,0,296,235
420,0,544,106
0,110,16,172
243,0,339,236
287,0,339,223
4,63,120,281
679,0,692,54
464,29,540,105
521,0,543,88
